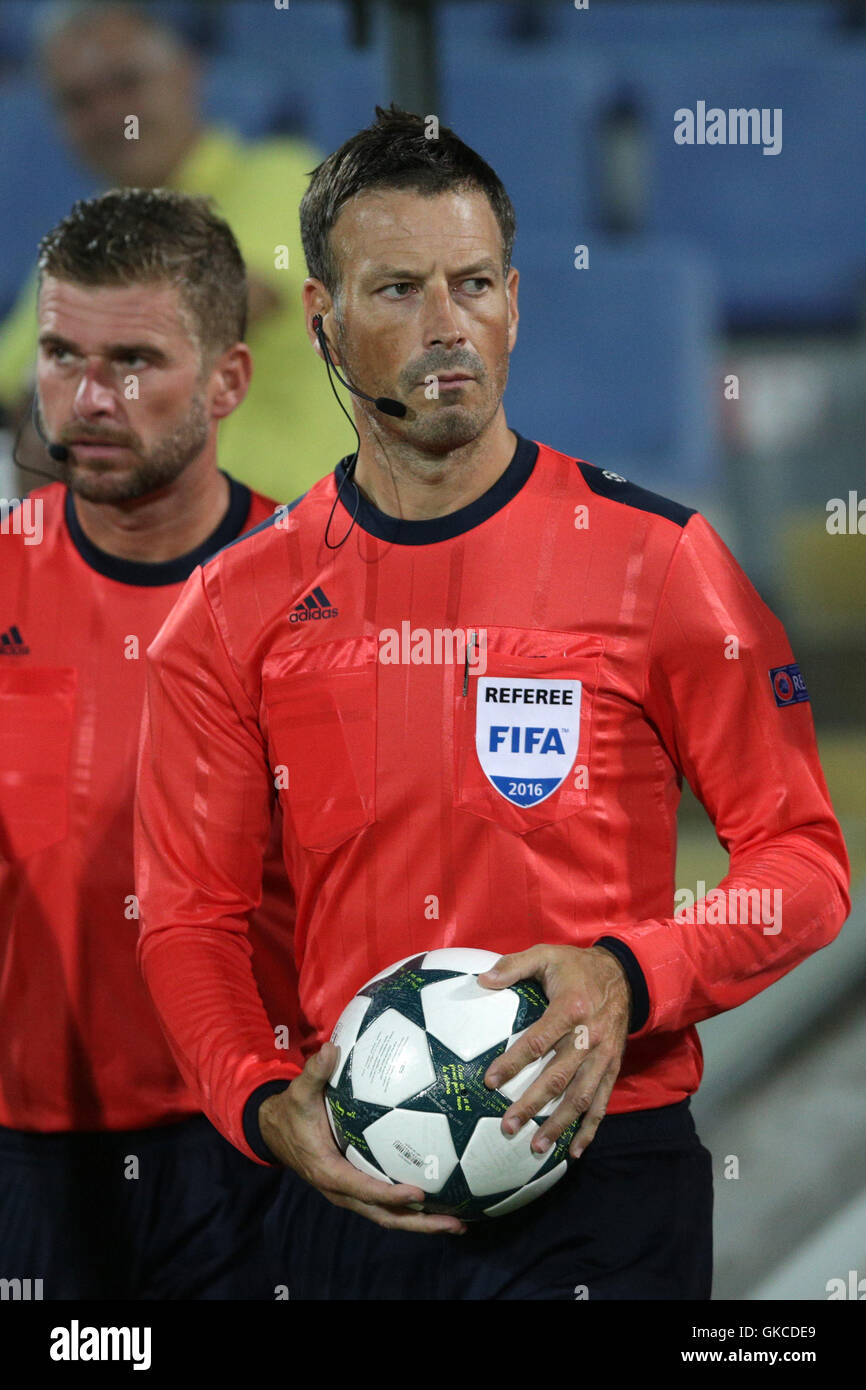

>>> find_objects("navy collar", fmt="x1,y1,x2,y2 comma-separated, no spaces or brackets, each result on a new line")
64,470,252,586
334,432,538,545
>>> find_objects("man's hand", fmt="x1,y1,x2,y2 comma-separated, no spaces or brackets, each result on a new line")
258,1043,466,1235
479,945,632,1159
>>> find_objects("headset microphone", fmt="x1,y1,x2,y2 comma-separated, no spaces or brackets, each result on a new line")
312,314,407,419
28,394,70,461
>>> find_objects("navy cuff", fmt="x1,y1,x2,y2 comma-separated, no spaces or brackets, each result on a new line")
242,1079,293,1164
593,937,650,1034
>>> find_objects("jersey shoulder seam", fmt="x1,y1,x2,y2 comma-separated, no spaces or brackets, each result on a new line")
203,488,308,568
573,457,696,529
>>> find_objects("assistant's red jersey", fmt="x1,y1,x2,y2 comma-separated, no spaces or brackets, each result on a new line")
0,473,299,1131
134,435,850,1165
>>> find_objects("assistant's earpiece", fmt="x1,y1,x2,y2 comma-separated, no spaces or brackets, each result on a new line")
29,393,70,461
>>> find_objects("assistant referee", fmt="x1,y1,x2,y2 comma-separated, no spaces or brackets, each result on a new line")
0,189,297,1298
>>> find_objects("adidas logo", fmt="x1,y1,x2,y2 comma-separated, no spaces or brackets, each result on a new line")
0,625,29,654
289,587,338,624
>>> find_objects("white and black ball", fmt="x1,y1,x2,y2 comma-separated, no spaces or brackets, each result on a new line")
326,947,579,1220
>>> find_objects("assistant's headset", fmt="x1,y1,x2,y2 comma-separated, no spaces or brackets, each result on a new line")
14,314,410,548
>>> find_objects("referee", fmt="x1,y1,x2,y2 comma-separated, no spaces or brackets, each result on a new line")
0,189,297,1298
134,108,850,1300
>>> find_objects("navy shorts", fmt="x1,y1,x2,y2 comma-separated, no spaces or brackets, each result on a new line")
0,1113,282,1299
265,1099,714,1300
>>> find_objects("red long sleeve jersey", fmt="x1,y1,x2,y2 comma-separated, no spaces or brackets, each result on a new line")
134,434,850,1165
0,474,300,1132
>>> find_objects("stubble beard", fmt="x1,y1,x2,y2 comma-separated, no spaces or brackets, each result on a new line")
335,319,510,464
58,392,211,504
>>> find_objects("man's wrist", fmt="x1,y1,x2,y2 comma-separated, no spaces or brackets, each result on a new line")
591,937,650,1034
243,1079,292,1164
592,944,633,1015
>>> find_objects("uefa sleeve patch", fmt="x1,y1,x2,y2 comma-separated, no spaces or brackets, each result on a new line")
769,663,810,707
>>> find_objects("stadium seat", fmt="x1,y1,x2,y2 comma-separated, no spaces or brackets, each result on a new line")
505,233,720,493
438,1,544,44
297,50,390,156
605,42,866,329
442,51,614,245
0,1,43,67
542,0,840,46
443,33,866,330
202,58,307,139
0,77,97,318
213,0,363,65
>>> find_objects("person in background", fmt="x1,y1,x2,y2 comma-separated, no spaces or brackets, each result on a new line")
0,0,352,501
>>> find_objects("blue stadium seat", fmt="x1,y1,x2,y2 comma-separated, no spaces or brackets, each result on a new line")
441,33,866,330
202,58,306,138
0,0,219,68
0,1,43,66
542,1,840,46
0,77,97,318
603,42,866,328
442,51,614,244
438,2,542,44
209,0,390,153
505,233,720,493
214,0,361,64
297,51,390,156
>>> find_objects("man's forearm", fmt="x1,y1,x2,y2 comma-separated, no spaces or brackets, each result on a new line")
594,827,849,1037
139,928,299,1163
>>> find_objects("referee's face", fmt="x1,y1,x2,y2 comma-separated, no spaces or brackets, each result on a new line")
35,276,221,504
324,187,518,454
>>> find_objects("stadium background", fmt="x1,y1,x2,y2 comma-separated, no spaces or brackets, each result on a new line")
0,0,862,1301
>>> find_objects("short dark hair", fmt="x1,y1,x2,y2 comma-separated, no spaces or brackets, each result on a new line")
37,188,248,360
300,104,516,300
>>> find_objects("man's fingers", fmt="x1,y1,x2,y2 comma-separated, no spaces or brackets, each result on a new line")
528,1051,614,1150
330,1191,466,1235
484,1008,575,1090
315,1149,427,1209
262,1052,466,1233
491,1031,590,1133
315,1151,466,1232
477,944,547,990
568,1063,621,1157
317,1160,467,1233
287,1042,339,1108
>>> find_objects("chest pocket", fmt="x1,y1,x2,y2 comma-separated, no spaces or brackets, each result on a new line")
454,627,603,836
0,666,77,860
261,635,377,853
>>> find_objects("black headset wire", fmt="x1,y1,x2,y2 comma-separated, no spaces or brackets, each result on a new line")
320,338,362,551
10,392,66,487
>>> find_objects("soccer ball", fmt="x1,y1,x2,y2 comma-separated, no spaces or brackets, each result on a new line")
325,947,579,1220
